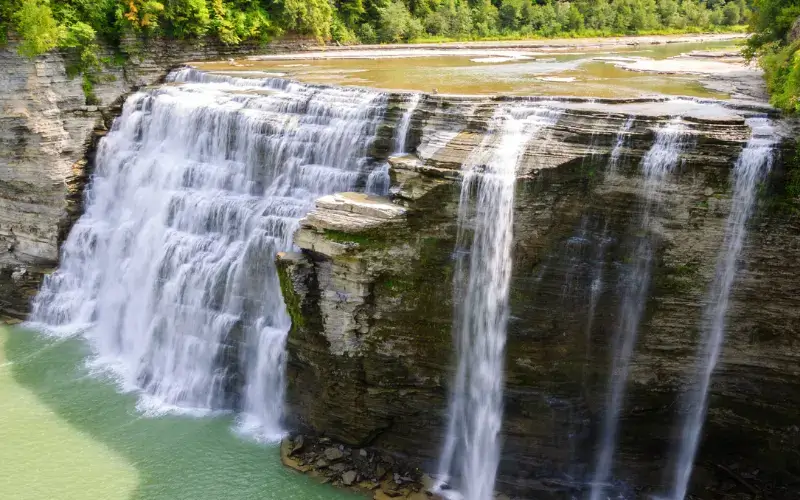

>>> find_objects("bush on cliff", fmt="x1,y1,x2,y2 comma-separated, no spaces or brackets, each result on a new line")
745,0,800,112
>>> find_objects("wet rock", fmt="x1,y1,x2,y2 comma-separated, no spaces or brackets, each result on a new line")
420,474,435,491
283,106,800,500
373,490,395,500
342,470,357,485
291,434,305,455
324,447,344,461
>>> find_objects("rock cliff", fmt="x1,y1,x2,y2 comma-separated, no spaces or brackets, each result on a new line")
281,98,800,499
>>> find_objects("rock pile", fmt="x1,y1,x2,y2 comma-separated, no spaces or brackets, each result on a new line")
280,434,434,500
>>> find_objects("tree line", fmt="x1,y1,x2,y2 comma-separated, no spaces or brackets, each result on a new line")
2,0,748,58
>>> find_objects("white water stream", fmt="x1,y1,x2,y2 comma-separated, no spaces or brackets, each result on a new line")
667,117,776,500
589,119,690,500
28,69,387,440
436,104,562,500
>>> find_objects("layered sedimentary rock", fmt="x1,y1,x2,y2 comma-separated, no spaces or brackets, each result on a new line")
281,97,799,499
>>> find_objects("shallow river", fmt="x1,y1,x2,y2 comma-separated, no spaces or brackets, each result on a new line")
195,39,750,99
0,327,359,500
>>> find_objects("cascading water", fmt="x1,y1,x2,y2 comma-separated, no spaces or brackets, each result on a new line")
666,118,776,500
436,104,562,500
366,93,421,195
607,117,635,175
394,93,422,154
589,119,690,500
28,68,387,439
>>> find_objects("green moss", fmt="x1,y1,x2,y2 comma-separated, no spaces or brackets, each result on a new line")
323,229,389,250
275,260,304,330
657,259,703,294
81,74,100,105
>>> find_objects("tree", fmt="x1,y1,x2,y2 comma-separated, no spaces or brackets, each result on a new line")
279,0,334,40
122,0,165,31
376,0,423,41
164,0,211,37
13,0,62,57
338,0,366,27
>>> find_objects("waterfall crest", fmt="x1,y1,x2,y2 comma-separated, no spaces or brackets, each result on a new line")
28,70,387,439
590,119,690,500
436,104,562,500
667,117,776,500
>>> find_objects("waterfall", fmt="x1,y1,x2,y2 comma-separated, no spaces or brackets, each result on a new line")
589,119,689,500
28,69,387,440
436,104,562,500
366,93,420,196
394,93,422,154
666,118,775,500
607,117,635,175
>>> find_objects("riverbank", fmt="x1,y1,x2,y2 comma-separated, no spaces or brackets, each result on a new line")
252,32,749,57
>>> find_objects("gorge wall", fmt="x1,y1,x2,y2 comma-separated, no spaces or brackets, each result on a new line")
280,97,800,499
4,43,799,499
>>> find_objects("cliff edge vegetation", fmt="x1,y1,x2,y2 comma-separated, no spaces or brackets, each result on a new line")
745,0,800,112
2,0,749,58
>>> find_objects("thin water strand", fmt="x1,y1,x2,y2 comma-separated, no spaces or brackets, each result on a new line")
589,119,689,500
667,118,775,500
28,70,387,440
394,93,422,154
366,93,421,195
436,104,562,500
607,117,635,175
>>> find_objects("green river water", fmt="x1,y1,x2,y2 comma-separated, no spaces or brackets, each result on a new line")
0,326,360,500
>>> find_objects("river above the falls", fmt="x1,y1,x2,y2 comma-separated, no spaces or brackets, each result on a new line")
193,37,760,100
0,326,360,500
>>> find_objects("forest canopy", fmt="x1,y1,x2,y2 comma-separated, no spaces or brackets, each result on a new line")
2,0,749,56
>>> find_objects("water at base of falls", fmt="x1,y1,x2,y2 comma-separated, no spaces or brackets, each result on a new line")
589,119,690,500
27,68,387,439
435,104,562,500
665,117,776,500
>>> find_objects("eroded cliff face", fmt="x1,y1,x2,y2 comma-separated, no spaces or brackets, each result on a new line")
0,36,314,319
281,99,800,499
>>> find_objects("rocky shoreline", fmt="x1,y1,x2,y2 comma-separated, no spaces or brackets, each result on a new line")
280,434,434,500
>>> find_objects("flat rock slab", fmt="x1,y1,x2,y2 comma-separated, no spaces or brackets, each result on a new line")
302,192,407,233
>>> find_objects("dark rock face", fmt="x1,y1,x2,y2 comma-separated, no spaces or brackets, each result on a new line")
283,100,800,499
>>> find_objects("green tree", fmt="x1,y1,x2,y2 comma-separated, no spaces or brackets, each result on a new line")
499,0,525,30
376,0,423,41
337,0,366,26
278,0,333,40
13,0,62,57
164,0,211,37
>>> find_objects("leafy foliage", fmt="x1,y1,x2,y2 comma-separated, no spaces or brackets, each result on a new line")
745,0,800,112
12,0,62,57
2,0,750,54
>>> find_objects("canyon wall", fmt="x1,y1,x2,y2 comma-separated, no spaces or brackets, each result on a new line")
281,98,800,499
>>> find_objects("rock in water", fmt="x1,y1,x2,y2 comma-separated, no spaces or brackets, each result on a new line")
291,435,305,455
